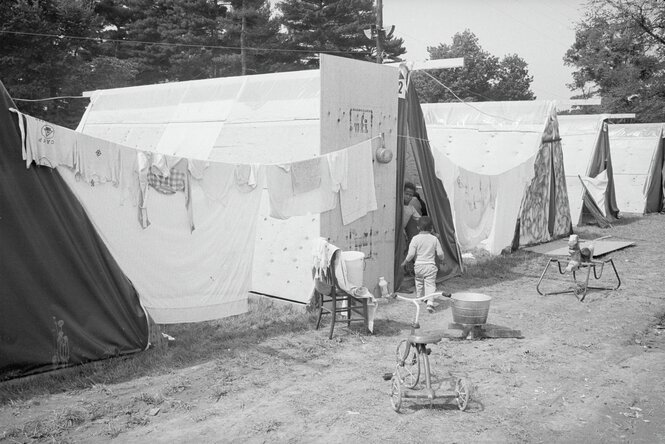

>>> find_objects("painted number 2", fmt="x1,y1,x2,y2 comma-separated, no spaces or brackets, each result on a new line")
397,79,406,99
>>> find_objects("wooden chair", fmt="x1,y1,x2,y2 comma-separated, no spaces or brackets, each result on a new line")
313,250,369,339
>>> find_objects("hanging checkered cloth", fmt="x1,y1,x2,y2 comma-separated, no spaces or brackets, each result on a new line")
148,168,186,194
139,159,195,232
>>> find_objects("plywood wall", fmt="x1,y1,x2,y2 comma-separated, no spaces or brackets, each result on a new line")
319,55,399,297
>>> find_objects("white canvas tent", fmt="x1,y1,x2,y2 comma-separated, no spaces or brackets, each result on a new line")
68,55,400,322
608,123,665,214
421,101,572,254
557,114,623,226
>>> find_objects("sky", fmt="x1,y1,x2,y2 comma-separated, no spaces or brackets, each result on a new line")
382,0,587,103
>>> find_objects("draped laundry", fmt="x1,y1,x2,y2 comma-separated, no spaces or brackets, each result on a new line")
11,109,264,324
58,165,264,323
423,100,571,254
264,139,378,223
13,109,77,168
265,160,337,219
432,147,534,254
11,106,385,321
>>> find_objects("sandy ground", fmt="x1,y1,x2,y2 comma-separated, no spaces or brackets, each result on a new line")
1,213,665,443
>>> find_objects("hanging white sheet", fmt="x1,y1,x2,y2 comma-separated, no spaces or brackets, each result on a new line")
431,143,534,254
58,162,264,324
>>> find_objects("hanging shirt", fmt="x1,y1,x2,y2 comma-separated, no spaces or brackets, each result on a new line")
11,109,77,169
199,162,236,202
145,158,195,232
75,133,120,186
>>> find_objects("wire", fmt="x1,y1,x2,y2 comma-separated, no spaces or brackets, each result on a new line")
414,70,493,102
419,71,517,123
14,95,88,102
0,30,370,55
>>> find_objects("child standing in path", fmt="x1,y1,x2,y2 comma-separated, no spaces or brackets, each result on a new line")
401,216,445,313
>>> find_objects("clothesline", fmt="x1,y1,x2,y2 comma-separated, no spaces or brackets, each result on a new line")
9,107,380,169
10,107,379,230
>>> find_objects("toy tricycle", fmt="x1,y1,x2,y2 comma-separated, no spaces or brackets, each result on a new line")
390,293,470,412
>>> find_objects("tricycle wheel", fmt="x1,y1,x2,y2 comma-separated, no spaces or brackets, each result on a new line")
395,339,420,389
455,378,470,411
390,375,402,412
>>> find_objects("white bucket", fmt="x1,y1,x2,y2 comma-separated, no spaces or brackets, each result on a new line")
341,251,365,287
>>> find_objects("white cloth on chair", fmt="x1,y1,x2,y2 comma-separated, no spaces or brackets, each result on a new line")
310,238,378,332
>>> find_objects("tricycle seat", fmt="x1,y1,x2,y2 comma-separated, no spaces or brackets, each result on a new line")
408,332,443,345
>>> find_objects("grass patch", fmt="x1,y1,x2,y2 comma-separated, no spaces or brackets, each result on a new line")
461,248,543,281
2,406,87,442
0,297,315,405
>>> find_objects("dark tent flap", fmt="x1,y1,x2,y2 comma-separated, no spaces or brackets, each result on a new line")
0,82,149,379
395,69,462,289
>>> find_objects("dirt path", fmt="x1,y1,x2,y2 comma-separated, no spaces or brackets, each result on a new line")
2,214,665,443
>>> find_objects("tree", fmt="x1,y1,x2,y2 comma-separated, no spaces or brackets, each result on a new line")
215,0,292,76
0,0,112,127
93,0,232,85
412,30,535,103
275,0,406,69
564,0,665,122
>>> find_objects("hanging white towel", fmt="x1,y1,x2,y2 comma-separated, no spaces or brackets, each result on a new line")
339,139,377,225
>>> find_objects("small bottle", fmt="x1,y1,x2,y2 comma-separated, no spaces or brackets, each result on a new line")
378,276,389,298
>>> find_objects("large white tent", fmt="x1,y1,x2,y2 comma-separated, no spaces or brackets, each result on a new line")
62,55,400,322
608,123,665,214
421,101,572,254
557,114,623,226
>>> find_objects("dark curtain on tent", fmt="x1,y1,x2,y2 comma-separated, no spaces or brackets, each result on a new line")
645,137,665,213
394,69,462,290
0,82,149,380
587,125,620,219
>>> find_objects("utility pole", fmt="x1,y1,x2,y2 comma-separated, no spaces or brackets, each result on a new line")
240,0,247,75
375,0,383,64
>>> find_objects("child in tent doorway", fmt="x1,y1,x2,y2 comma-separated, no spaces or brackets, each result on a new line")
401,216,445,313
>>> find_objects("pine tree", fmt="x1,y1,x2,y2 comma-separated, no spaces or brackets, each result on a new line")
276,0,405,69
0,0,106,127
